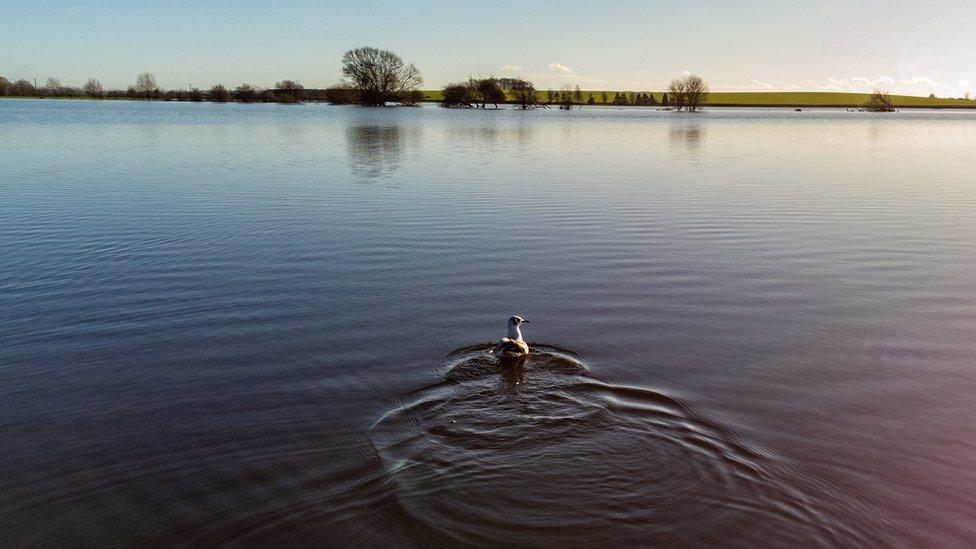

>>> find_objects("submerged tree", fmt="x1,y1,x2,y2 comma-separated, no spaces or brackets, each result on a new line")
667,75,708,112
341,47,423,106
683,75,708,112
399,89,425,106
475,77,506,108
864,89,895,112
509,78,537,109
442,82,476,108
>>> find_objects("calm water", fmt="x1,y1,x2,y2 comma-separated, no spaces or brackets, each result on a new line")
2,99,975,547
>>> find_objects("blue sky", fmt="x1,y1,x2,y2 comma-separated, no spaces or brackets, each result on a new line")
2,0,974,96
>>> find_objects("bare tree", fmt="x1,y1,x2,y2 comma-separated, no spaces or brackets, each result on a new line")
573,84,583,108
683,75,708,112
558,84,575,110
601,91,608,104
667,79,686,111
44,77,63,97
83,78,103,99
0,76,9,96
134,72,158,100
667,75,709,112
864,89,895,112
340,47,423,106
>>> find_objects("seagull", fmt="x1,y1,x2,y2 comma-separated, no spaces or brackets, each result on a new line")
492,316,530,358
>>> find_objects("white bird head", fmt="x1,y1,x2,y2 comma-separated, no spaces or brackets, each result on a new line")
507,316,529,339
508,315,529,327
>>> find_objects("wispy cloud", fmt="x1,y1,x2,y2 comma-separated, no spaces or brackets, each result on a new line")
681,69,692,76
902,76,942,88
548,63,572,73
500,64,523,72
752,79,774,89
636,69,654,75
817,75,897,91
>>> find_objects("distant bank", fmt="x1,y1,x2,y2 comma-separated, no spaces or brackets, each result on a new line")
420,90,976,109
4,91,975,109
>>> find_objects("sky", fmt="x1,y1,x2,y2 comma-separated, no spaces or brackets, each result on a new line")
2,0,975,97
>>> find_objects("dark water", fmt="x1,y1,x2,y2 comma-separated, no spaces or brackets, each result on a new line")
2,99,975,547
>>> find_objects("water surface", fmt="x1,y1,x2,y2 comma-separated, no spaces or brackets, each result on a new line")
2,100,975,546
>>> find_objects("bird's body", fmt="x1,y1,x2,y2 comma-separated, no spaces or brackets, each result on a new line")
493,316,530,358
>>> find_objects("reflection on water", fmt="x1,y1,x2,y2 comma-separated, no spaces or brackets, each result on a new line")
669,121,705,151
2,101,976,547
345,124,419,181
368,345,872,547
448,123,534,155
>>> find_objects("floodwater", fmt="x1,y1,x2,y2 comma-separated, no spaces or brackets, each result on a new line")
2,99,975,547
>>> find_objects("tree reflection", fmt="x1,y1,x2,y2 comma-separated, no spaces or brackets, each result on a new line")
345,125,411,182
669,122,705,151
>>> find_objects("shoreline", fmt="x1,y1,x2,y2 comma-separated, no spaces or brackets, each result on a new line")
5,96,976,110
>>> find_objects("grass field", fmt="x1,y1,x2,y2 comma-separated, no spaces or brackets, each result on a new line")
419,90,976,108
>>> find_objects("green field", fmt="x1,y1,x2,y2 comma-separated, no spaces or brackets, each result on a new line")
420,90,976,108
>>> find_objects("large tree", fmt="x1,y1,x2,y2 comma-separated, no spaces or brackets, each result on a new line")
475,77,505,108
442,82,476,108
668,75,709,112
134,72,158,100
341,47,423,106
44,77,64,97
83,78,103,99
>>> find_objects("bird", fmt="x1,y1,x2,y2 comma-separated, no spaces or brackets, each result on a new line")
492,316,530,358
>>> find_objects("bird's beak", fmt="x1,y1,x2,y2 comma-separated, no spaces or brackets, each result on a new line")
522,319,530,323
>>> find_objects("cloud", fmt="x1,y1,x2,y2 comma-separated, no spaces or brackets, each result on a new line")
752,79,774,89
819,76,899,91
548,63,572,73
500,64,523,72
959,79,972,88
636,69,654,75
902,76,943,88
682,69,692,76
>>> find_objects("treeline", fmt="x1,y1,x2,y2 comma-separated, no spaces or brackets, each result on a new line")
3,48,711,111
0,73,318,104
